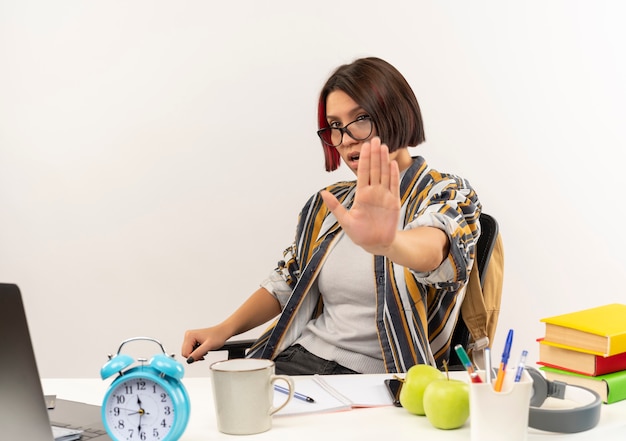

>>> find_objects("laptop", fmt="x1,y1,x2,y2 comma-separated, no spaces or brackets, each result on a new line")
0,283,110,440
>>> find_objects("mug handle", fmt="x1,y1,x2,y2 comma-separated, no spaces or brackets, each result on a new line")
269,375,294,415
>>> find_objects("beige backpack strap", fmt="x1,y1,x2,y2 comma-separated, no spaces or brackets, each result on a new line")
480,233,504,345
461,232,504,366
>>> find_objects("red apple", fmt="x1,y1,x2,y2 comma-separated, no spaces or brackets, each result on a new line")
399,364,444,415
423,377,470,429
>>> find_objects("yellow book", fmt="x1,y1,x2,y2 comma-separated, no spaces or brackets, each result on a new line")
540,304,626,357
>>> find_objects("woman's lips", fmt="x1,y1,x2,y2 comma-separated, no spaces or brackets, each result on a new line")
344,151,360,170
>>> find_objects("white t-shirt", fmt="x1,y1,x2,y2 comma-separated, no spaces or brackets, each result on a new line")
295,232,385,373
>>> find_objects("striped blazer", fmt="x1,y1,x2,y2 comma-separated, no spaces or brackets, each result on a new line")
248,156,481,372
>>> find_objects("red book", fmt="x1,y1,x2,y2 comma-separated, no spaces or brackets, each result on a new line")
537,338,626,376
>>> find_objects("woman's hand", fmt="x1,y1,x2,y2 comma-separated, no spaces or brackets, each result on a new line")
181,325,229,364
321,137,448,271
321,137,401,256
181,288,282,363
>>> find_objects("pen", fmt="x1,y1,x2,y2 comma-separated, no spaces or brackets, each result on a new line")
274,385,315,403
484,347,493,384
494,329,514,392
514,350,528,382
454,344,483,383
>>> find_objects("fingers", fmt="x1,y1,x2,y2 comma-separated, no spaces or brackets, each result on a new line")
358,137,393,188
369,138,381,185
187,343,207,364
356,139,372,189
181,334,194,358
182,331,208,364
321,189,348,223
389,159,400,198
378,140,391,189
320,190,340,212
184,341,208,364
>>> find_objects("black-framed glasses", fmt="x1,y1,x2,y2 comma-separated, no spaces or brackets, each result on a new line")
317,115,374,148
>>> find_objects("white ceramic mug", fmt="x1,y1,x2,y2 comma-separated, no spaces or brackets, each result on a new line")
209,358,294,435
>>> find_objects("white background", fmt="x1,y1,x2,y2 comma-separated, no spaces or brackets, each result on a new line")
2,1,625,378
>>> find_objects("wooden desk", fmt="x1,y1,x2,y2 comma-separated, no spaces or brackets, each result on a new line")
42,374,626,440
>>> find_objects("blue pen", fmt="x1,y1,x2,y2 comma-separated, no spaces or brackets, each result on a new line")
514,350,528,382
494,329,514,392
275,385,315,403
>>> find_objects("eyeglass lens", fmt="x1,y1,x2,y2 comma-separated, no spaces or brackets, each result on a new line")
320,117,372,147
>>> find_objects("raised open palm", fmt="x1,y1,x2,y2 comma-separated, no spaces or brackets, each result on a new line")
321,137,401,256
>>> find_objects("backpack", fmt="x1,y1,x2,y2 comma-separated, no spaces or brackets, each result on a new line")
461,222,504,367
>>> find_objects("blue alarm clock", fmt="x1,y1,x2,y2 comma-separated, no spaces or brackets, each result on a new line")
100,337,190,441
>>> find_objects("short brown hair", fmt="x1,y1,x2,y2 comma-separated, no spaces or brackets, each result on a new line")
317,57,426,171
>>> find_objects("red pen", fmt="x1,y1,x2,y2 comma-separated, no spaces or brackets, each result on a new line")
469,372,483,384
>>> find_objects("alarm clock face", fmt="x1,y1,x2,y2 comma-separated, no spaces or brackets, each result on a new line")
103,375,178,441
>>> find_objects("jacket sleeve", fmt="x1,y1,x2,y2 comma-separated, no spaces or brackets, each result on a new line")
405,173,481,289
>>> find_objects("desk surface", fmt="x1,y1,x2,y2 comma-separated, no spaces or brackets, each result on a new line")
43,374,626,441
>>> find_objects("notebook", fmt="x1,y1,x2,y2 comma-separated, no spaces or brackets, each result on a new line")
0,283,110,440
274,373,394,416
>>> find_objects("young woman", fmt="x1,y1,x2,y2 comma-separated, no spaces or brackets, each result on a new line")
182,57,481,375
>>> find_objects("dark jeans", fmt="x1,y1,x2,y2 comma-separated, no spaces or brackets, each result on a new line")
273,344,359,375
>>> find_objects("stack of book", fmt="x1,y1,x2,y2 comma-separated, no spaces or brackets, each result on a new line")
537,303,626,404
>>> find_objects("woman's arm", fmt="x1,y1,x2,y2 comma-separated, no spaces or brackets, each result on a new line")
181,287,281,363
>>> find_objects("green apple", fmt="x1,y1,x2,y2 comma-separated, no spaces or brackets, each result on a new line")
399,364,444,415
422,377,470,430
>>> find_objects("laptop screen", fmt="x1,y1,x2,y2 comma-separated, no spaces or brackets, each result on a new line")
0,283,55,441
